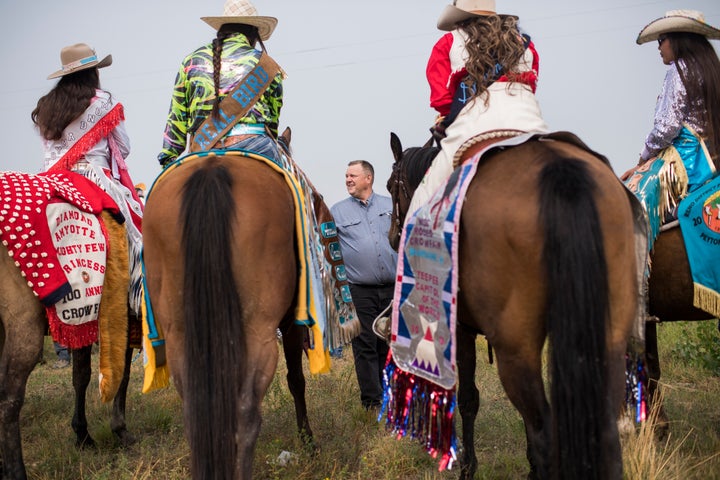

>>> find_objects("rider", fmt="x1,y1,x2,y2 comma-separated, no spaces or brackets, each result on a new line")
32,42,144,312
157,0,283,166
622,10,720,239
408,0,549,216
157,0,358,356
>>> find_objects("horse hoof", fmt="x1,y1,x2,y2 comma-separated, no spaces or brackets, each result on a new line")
653,420,670,442
76,435,97,449
115,428,137,447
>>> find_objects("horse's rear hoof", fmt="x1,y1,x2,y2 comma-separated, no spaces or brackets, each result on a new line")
76,435,97,449
114,428,137,447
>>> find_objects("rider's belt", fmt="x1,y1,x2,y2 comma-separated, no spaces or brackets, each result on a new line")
219,123,267,148
228,123,266,136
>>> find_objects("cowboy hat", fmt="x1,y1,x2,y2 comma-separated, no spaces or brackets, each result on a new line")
201,0,277,41
637,10,720,44
47,43,112,80
437,0,516,31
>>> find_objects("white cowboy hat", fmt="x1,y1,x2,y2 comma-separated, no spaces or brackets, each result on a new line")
637,10,720,44
437,0,516,31
47,43,112,80
201,0,277,41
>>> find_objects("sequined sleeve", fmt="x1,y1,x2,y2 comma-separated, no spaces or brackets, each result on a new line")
641,63,687,161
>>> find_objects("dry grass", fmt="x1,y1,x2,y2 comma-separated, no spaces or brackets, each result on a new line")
15,323,720,479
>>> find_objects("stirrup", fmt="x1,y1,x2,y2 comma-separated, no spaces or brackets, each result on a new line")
372,304,392,342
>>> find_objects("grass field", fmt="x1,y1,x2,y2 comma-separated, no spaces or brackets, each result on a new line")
17,320,720,479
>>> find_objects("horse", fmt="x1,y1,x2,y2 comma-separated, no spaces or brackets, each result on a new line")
644,224,716,435
386,132,640,480
0,217,136,480
142,131,315,479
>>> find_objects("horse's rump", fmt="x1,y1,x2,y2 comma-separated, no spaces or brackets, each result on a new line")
143,153,298,479
387,132,639,478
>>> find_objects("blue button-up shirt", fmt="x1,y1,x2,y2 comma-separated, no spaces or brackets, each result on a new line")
330,192,398,285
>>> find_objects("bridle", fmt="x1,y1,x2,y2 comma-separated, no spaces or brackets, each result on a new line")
387,144,440,246
388,156,413,243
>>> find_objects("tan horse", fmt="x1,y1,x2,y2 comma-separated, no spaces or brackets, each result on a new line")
0,211,136,480
387,132,639,480
142,147,315,479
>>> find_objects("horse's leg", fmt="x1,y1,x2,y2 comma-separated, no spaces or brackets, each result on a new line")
110,346,136,446
603,344,628,479
455,322,479,480
644,321,669,438
495,349,549,480
280,321,315,449
0,313,44,480
71,345,95,448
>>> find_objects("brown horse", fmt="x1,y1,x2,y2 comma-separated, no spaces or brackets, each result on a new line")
142,147,315,479
0,220,136,480
387,132,640,480
645,225,716,434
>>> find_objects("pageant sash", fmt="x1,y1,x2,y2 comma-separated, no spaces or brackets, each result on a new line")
45,93,124,173
189,52,281,152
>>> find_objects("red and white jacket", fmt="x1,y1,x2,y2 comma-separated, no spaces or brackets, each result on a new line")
426,30,540,117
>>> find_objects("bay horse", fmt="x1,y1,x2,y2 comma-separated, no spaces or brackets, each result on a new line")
387,132,640,479
645,225,716,435
0,220,136,480
142,140,314,479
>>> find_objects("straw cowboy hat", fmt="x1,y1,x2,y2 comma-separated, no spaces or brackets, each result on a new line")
201,0,277,41
437,0,516,31
47,43,112,80
637,10,720,44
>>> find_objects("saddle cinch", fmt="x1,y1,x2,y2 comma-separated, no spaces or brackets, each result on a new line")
0,170,139,401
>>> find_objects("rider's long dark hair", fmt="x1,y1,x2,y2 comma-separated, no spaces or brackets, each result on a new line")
668,32,720,169
31,68,101,140
211,23,263,120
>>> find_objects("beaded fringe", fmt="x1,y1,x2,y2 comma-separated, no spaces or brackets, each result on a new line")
381,356,458,471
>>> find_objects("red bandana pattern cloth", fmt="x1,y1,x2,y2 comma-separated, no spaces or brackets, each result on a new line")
0,171,120,347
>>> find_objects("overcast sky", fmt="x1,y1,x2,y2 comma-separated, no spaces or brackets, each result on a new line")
1,0,718,206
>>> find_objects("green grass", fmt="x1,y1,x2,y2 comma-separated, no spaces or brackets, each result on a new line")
16,324,720,479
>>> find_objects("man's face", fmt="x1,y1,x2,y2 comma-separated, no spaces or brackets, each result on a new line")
345,164,372,200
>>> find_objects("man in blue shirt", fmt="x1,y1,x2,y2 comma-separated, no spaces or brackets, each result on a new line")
331,160,397,410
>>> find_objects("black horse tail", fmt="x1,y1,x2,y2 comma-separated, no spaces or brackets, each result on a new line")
180,161,243,480
539,156,609,480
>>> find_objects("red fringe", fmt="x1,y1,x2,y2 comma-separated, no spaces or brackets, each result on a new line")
382,355,457,471
46,306,98,349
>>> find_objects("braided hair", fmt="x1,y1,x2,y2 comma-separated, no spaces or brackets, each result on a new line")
211,23,263,119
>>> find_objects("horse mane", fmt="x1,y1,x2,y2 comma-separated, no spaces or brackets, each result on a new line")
402,145,439,192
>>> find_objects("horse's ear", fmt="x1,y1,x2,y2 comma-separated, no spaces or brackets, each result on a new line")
281,126,292,144
390,132,403,163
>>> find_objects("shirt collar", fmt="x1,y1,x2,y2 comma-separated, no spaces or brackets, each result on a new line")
352,191,375,206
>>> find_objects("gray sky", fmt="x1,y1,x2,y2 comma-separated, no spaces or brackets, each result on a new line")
1,0,718,206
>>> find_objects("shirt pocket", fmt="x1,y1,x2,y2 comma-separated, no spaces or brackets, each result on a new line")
337,219,362,232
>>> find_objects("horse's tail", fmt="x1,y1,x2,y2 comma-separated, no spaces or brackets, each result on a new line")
539,155,609,480
180,161,242,480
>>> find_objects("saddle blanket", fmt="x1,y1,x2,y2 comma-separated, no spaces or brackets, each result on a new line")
391,133,535,389
141,149,358,393
0,171,120,348
677,175,720,317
